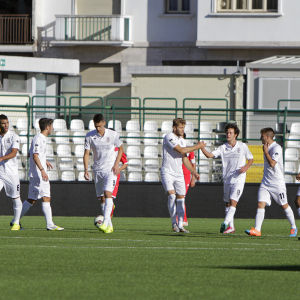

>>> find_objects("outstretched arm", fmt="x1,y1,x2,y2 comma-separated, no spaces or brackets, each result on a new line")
201,147,215,159
174,141,206,155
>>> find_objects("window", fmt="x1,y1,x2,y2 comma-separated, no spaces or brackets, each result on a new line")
60,76,81,116
258,78,300,110
166,0,190,14
217,0,278,12
8,73,26,92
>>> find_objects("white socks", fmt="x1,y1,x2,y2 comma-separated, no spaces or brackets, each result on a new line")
104,198,113,226
284,206,297,229
11,197,22,225
176,198,185,228
224,206,236,227
42,202,54,228
255,208,265,232
225,206,234,228
168,194,177,225
20,200,33,219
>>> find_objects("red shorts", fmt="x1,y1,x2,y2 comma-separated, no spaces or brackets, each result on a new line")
111,174,120,198
184,174,190,195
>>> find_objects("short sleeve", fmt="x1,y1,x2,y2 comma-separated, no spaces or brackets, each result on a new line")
12,134,20,150
114,133,122,148
165,133,179,149
189,151,195,164
32,135,42,155
212,146,222,158
244,144,254,160
121,152,128,164
271,145,282,162
84,135,90,150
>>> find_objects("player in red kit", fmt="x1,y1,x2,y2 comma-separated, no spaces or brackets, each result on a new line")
176,133,196,226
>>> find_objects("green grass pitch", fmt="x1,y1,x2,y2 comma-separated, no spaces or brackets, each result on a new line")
0,216,300,300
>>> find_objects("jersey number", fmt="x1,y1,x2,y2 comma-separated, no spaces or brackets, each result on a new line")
279,193,285,199
17,184,20,191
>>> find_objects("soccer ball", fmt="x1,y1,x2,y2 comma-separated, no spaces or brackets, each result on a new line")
94,215,104,229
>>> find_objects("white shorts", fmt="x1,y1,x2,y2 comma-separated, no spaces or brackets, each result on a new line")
258,184,288,206
28,176,51,200
297,187,300,197
0,173,20,198
161,172,186,196
93,170,116,198
223,182,244,203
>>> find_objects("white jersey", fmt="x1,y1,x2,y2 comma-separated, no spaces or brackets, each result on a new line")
85,128,122,173
29,133,47,178
212,141,253,184
261,141,285,187
161,133,186,176
0,130,20,175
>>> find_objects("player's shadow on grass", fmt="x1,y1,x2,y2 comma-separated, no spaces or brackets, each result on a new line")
218,265,300,272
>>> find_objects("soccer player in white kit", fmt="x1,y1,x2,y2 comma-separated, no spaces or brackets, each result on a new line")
84,114,123,234
0,114,22,230
246,127,298,237
17,118,64,230
161,118,205,233
201,123,253,233
294,173,300,222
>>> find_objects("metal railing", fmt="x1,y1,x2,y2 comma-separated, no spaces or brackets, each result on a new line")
0,15,32,44
55,15,130,42
1,96,300,182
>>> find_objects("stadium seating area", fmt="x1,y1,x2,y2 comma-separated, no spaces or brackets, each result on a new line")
13,118,300,183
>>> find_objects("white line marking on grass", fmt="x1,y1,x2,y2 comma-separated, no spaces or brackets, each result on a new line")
0,236,293,247
0,244,299,251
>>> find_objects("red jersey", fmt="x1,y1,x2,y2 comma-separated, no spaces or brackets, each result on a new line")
115,147,128,165
182,152,195,176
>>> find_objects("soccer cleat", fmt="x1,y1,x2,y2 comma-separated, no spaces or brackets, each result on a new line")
179,227,189,233
110,205,116,218
11,223,20,231
99,223,108,232
220,222,227,233
103,225,114,234
47,225,64,231
290,228,298,237
245,227,261,236
172,222,180,233
224,226,235,234
183,221,188,227
10,221,23,229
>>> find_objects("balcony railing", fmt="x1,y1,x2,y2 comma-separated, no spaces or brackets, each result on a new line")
55,15,130,42
0,15,32,44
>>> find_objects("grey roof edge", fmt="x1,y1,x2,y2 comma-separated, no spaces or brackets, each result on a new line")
127,66,246,75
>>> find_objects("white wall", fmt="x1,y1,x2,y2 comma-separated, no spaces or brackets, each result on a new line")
124,0,197,44
197,1,300,46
